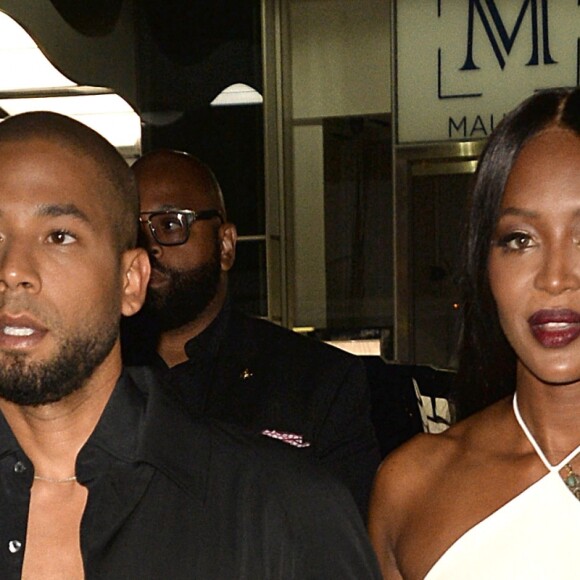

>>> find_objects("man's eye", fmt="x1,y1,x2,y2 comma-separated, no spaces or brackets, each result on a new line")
158,217,183,232
47,230,77,245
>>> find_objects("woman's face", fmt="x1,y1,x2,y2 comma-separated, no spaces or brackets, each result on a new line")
488,127,580,387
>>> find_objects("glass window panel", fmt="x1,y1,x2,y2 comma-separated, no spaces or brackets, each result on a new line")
323,115,393,332
411,173,471,368
229,239,268,318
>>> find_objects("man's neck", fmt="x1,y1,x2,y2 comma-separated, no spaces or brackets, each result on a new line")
158,288,226,368
0,352,121,481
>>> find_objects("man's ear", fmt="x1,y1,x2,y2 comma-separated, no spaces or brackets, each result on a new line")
120,247,151,317
219,222,237,272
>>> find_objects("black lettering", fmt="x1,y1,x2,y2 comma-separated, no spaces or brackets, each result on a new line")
460,0,556,71
470,115,488,137
449,116,467,138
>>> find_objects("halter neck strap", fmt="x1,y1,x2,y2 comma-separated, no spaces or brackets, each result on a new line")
513,394,580,472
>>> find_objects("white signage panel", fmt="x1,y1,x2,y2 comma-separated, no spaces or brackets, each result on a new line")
395,0,579,144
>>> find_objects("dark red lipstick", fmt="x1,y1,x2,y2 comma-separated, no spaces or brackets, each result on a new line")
528,309,580,348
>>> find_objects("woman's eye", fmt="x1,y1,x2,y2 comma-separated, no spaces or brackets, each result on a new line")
47,230,77,245
496,231,534,251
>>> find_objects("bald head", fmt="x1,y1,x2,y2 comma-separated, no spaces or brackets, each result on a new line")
132,149,226,218
0,111,139,251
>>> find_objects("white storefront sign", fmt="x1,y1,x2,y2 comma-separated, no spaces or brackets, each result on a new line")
395,0,579,144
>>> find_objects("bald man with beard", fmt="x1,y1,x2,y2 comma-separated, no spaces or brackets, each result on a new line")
122,149,381,518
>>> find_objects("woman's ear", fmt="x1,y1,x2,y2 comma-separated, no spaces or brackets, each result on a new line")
120,247,151,317
219,222,237,272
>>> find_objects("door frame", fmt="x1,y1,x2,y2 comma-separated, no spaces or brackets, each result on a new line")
393,140,485,362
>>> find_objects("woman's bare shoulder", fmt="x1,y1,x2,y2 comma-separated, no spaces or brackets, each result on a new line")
371,396,515,511
368,397,516,577
368,426,464,577
372,429,458,499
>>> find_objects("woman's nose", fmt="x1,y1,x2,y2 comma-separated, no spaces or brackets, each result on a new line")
534,242,580,295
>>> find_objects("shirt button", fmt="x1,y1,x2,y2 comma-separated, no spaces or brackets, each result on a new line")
8,540,21,553
13,461,26,474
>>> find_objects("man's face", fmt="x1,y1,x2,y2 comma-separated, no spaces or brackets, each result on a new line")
136,161,229,329
0,139,131,405
143,232,222,331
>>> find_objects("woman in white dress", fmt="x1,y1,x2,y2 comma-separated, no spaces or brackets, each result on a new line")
369,87,580,579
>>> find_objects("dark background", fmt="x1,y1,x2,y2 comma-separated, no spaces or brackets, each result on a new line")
48,0,267,314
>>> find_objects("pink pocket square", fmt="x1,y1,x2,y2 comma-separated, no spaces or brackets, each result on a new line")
261,429,311,448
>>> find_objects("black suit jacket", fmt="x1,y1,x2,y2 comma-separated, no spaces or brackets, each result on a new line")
123,307,381,517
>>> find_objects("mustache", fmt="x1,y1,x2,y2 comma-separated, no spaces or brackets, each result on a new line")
149,256,171,276
0,296,54,332
0,295,42,316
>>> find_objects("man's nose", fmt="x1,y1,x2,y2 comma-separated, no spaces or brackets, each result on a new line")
138,223,163,258
0,238,41,294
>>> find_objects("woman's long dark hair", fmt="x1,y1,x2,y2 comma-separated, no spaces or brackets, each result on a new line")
454,87,580,420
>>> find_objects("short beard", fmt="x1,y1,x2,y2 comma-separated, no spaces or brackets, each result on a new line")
144,240,222,332
0,326,118,407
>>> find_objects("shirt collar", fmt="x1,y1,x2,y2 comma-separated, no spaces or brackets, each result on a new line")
0,369,210,502
0,407,22,459
184,296,231,362
0,375,146,464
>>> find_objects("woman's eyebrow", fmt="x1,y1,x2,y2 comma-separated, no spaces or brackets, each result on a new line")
497,207,538,218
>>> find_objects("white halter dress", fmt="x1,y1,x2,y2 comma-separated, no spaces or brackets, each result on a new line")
426,395,580,579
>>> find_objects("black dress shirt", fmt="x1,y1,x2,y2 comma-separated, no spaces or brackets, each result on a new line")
0,368,381,579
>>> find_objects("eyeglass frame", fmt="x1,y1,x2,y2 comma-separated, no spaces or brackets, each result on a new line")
138,208,224,246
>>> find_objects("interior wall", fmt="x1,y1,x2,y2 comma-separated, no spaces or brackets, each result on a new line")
290,0,391,119
287,0,391,328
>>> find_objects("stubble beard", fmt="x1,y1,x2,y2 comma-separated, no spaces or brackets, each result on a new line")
0,322,118,407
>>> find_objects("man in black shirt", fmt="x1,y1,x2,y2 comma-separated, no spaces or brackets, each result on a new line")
0,112,380,578
123,149,381,517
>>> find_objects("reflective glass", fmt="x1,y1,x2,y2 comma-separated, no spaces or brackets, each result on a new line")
140,209,223,246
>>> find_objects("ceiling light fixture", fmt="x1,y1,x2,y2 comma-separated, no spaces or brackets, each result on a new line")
210,83,263,107
0,11,141,157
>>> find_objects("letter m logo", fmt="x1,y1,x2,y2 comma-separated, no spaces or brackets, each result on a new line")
461,0,557,70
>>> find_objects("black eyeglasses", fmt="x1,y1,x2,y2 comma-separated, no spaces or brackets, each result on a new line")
139,209,224,246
